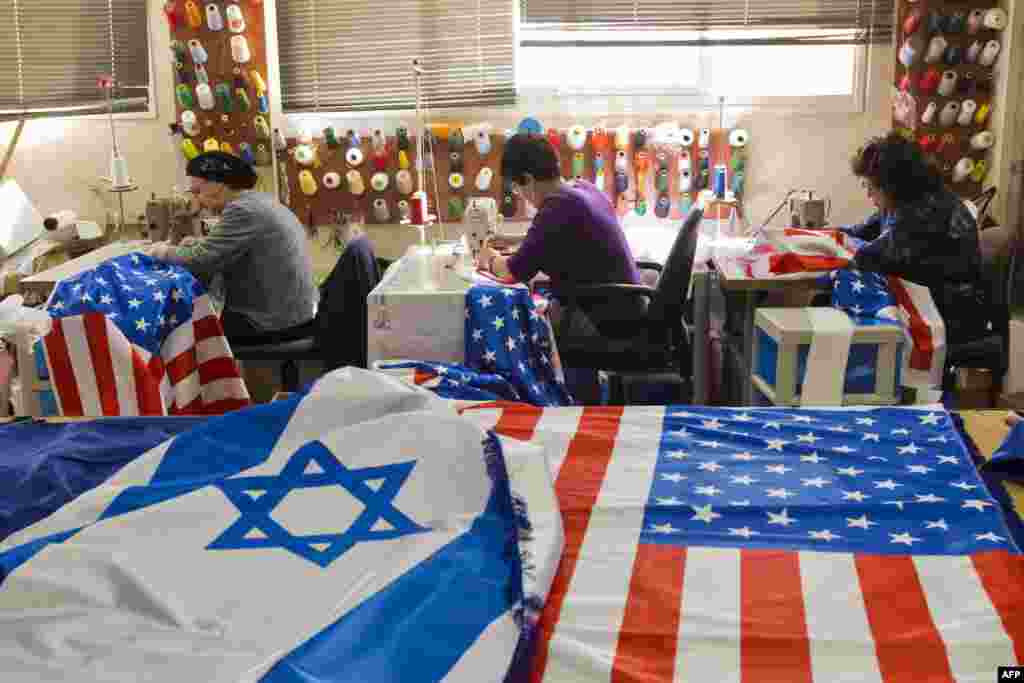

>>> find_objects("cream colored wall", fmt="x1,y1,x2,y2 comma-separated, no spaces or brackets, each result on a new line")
2,5,897,262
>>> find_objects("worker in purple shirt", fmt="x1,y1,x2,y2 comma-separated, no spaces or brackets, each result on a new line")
477,134,644,340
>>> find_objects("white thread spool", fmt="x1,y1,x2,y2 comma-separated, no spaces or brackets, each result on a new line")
180,110,199,136
953,157,975,183
983,8,1007,30
475,167,493,191
937,70,958,97
924,35,947,63
979,40,1001,67
372,198,390,223
728,129,750,147
939,101,960,127
970,131,995,150
230,35,251,63
921,101,938,125
958,100,977,126
678,128,695,146
111,155,131,188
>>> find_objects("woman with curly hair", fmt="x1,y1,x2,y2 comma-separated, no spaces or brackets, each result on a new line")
842,132,987,344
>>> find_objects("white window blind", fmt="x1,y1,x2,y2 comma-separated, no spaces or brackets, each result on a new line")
277,0,515,113
0,0,150,119
520,0,894,45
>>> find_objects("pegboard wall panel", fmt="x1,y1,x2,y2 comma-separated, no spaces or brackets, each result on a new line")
893,0,1007,196
164,0,275,170
281,125,749,227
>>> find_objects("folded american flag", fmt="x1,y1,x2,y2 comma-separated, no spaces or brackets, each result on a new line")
42,252,250,416
744,228,856,279
462,403,1024,682
832,268,947,388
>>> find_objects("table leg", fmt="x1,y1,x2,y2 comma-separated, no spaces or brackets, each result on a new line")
741,291,757,406
692,271,709,404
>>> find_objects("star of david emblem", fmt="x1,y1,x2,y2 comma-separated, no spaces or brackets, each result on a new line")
208,441,429,567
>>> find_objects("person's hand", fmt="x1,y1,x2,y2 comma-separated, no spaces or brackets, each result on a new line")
477,239,499,271
179,235,200,247
143,241,173,261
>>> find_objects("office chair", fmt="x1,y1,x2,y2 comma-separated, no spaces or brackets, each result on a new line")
556,208,703,404
944,223,1017,394
232,235,381,392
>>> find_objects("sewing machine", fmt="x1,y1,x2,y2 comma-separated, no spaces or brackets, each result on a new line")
788,191,831,229
144,193,200,243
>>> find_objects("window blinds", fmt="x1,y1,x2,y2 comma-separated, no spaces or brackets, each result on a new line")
0,0,150,119
520,0,894,45
277,0,515,113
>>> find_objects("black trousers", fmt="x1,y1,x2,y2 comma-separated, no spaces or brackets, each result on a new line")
222,310,317,346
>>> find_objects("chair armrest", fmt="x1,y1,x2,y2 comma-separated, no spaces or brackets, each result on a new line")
558,283,658,303
635,260,663,273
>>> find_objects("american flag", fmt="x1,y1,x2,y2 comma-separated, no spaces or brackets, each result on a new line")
832,268,946,388
42,252,250,416
462,403,1024,682
382,283,572,406
745,228,857,279
465,284,570,406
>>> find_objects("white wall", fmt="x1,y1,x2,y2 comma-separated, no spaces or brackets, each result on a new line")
0,2,891,234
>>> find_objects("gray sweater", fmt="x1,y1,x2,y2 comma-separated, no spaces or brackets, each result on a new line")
180,191,318,331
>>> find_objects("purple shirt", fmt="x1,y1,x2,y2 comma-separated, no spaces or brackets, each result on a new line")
507,181,641,295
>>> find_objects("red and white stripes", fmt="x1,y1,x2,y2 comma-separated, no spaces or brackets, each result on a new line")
43,294,249,416
462,404,1024,682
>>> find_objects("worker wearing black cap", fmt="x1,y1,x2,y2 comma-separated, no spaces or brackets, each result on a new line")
145,151,318,344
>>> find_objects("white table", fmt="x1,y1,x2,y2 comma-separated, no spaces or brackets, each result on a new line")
20,240,149,299
368,223,734,404
367,243,479,365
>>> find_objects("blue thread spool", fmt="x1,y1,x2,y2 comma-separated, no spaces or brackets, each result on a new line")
713,165,727,198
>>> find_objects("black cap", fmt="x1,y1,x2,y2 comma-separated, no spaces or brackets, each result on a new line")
186,151,258,189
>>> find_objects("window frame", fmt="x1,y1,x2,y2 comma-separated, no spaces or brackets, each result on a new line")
0,0,156,122
515,27,876,115
279,1,879,124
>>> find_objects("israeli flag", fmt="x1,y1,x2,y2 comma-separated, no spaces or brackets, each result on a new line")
0,369,563,682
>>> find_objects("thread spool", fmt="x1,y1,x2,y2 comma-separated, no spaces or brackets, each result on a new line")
728,129,750,147
966,40,983,63
937,70,958,97
43,210,77,232
939,101,960,127
967,9,985,33
953,157,975,183
957,100,977,126
410,190,428,225
924,35,947,63
111,155,131,187
322,171,341,189
979,40,1001,67
970,131,995,150
921,101,937,125
899,35,924,67
983,8,1007,30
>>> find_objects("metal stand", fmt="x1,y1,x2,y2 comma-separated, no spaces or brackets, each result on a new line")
107,184,138,238
401,216,437,247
